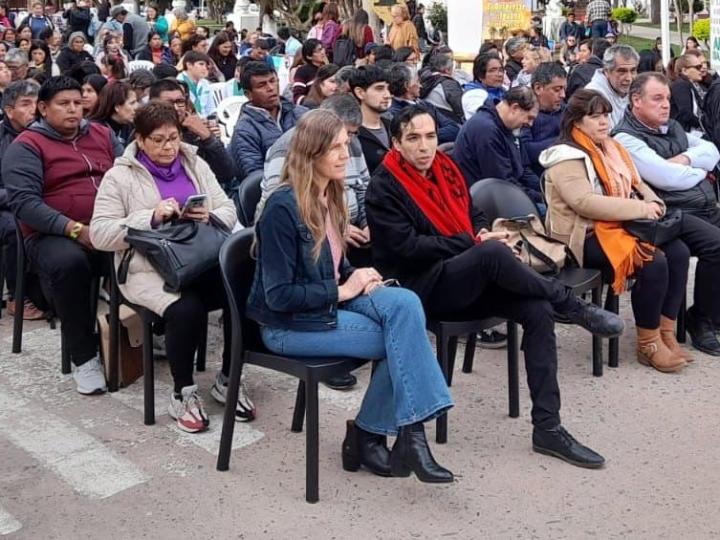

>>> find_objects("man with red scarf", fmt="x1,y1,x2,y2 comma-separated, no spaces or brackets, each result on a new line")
365,105,624,469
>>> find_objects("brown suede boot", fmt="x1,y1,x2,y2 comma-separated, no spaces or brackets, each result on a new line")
637,327,687,373
660,316,694,363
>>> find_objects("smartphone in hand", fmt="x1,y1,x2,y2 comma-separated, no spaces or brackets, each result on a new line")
179,194,208,219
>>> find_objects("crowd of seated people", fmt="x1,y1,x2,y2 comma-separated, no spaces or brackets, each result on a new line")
4,1,720,487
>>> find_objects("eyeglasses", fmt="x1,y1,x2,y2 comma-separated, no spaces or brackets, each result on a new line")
169,98,187,107
688,64,704,70
146,135,181,146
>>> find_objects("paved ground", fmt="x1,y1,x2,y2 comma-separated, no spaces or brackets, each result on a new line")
1,276,720,539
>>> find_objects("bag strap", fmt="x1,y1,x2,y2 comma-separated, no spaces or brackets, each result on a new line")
117,248,134,285
518,230,560,275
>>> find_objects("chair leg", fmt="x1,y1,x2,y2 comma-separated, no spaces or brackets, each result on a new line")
0,245,6,319
11,249,24,354
60,330,71,374
216,345,244,472
677,295,687,344
196,324,207,372
107,278,120,393
462,332,477,373
446,336,458,387
305,375,319,504
435,330,450,444
507,322,520,418
291,380,305,433
591,286,603,377
605,290,620,368
142,320,155,426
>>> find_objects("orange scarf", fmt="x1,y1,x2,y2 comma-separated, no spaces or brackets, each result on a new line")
570,126,655,293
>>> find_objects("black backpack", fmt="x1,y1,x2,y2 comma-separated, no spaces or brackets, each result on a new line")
332,36,357,67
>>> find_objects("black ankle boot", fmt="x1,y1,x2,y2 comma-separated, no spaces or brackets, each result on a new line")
342,420,391,477
390,423,454,483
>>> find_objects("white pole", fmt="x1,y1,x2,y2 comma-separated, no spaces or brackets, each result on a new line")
661,0,671,68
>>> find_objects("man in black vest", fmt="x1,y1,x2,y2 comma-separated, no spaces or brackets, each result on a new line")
614,72,720,226
614,72,720,355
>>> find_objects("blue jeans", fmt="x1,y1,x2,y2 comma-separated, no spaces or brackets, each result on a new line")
261,287,453,436
591,19,607,38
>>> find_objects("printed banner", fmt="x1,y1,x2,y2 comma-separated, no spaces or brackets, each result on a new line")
482,0,533,41
711,0,720,70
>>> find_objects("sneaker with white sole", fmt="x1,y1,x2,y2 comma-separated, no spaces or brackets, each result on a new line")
72,356,107,395
211,371,256,422
168,385,210,433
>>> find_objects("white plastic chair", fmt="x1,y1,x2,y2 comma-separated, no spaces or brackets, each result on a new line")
216,95,248,146
128,60,155,74
209,81,228,108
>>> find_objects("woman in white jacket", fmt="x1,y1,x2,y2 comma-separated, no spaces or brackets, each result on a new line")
90,101,255,433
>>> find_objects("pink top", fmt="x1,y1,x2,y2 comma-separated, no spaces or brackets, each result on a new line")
320,197,343,283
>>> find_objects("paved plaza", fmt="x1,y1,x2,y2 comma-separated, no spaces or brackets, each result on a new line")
1,282,720,539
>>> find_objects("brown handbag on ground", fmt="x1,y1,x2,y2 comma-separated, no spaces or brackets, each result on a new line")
98,305,144,387
492,214,575,275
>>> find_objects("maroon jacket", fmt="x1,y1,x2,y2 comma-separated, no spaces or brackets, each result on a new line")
3,119,122,237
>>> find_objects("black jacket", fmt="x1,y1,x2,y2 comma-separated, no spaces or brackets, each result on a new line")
419,70,464,124
365,163,487,304
55,47,94,74
505,59,522,83
703,78,720,150
357,117,392,175
183,129,237,193
670,77,704,132
566,56,603,99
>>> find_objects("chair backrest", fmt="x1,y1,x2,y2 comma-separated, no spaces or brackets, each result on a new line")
209,81,227,108
237,170,264,227
218,228,264,351
127,60,154,74
216,95,248,145
470,178,541,225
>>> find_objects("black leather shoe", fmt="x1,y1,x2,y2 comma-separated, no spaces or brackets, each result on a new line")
686,307,720,356
562,299,625,338
390,423,454,483
532,425,605,469
322,372,358,390
342,420,391,477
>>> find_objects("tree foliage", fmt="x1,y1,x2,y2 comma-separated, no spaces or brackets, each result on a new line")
693,18,710,44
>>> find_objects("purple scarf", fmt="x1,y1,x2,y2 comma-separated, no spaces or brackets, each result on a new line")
137,150,197,206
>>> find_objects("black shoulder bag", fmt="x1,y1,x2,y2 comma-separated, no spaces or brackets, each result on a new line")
118,217,231,293
623,208,683,246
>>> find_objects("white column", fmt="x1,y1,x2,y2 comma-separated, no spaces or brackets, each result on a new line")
661,0,671,68
447,0,484,59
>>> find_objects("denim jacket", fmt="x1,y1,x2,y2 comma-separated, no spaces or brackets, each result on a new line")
247,186,354,331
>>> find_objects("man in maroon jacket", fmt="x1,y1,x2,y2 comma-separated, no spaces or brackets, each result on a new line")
4,76,123,395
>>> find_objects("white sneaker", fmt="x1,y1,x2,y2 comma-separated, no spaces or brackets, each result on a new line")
72,356,108,395
168,385,209,433
210,371,256,422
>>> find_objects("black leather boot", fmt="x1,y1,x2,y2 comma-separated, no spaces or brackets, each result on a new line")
342,420,391,477
390,423,454,483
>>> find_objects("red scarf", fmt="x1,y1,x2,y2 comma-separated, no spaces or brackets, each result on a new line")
383,147,474,237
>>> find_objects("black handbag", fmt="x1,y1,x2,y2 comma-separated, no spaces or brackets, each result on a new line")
623,208,683,246
118,218,230,292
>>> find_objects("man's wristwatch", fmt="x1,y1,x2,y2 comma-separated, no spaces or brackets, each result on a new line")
69,222,84,240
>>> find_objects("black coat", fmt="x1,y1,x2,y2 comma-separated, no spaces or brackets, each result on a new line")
670,77,703,132
55,47,94,74
566,56,603,100
365,163,487,303
703,78,720,150
357,117,392,175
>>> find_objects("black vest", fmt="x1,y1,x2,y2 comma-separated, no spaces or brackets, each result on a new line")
613,110,689,158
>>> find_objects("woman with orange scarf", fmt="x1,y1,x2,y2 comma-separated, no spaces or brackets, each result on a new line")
542,89,692,373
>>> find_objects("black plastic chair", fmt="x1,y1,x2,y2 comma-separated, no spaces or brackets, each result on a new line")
438,141,455,159
11,220,99,374
106,258,206,424
236,170,264,227
0,241,7,318
468,178,606,376
216,229,370,503
428,318,520,444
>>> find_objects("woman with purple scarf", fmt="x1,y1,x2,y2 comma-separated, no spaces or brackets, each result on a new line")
90,101,256,433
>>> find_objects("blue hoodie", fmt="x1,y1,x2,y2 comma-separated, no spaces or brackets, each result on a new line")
454,103,543,203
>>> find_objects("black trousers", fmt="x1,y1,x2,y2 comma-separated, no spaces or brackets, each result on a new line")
427,241,577,429
584,213,720,326
163,268,231,394
25,234,107,366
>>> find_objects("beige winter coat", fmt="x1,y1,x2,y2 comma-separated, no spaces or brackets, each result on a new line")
539,144,665,266
90,141,238,316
